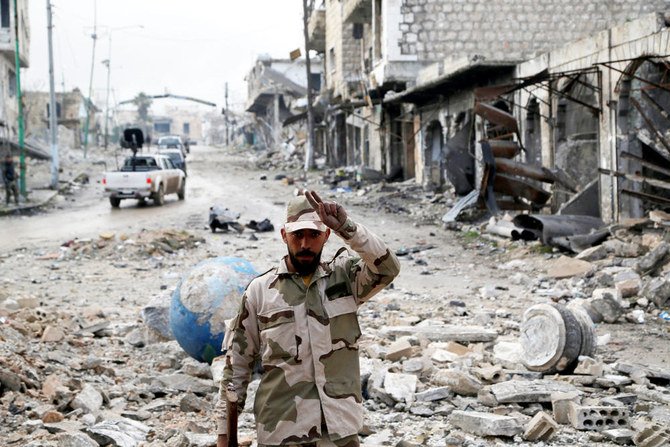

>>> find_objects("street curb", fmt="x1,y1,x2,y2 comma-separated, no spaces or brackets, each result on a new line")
0,190,59,217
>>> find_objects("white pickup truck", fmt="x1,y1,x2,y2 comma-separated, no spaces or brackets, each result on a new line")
103,154,186,207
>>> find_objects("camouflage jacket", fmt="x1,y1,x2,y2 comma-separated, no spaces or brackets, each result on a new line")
216,219,400,445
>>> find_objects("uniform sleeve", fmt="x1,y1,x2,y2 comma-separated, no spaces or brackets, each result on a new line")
215,292,260,435
335,219,401,305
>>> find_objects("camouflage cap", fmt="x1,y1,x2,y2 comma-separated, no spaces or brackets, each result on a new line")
284,195,327,233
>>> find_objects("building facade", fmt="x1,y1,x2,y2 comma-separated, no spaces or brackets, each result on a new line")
0,0,29,147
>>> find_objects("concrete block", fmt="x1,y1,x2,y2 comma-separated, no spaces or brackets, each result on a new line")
595,374,633,388
632,423,670,447
576,245,608,262
450,410,523,437
523,411,559,442
568,402,629,431
551,391,581,424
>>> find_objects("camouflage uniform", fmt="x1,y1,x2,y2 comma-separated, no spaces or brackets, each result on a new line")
216,217,400,446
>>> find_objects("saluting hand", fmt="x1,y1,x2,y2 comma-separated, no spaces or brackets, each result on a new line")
305,190,348,231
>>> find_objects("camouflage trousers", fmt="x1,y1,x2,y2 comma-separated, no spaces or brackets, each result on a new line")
258,433,359,447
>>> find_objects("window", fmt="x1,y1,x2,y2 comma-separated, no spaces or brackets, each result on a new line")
329,48,336,74
46,102,62,119
8,70,15,98
183,122,190,135
154,122,170,134
1,0,9,29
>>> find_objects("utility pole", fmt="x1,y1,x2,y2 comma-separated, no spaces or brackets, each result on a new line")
302,0,316,171
225,82,229,146
12,0,25,196
83,0,97,158
103,58,110,149
47,0,59,189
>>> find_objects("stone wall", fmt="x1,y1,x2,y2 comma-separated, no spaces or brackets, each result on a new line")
398,0,670,62
325,0,362,99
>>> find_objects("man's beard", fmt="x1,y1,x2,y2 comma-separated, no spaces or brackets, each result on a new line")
288,249,322,275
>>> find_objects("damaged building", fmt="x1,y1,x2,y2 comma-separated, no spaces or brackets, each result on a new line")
244,55,324,154
301,0,670,224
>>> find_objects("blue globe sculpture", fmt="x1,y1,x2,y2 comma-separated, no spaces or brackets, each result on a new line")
170,256,258,364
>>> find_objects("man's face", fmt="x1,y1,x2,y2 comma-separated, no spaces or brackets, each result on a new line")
281,228,330,275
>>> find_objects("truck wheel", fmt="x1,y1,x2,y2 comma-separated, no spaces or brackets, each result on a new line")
154,185,165,206
178,180,186,200
110,197,121,208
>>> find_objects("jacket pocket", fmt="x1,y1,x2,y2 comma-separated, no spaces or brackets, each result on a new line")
323,297,361,347
258,308,297,364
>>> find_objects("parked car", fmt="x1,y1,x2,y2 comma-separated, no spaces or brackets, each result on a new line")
102,154,186,207
158,148,187,175
157,135,187,154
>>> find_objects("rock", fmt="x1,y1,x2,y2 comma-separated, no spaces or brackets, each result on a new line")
635,242,670,275
71,383,103,414
385,339,414,362
602,428,635,445
589,292,624,323
157,373,217,396
41,325,65,343
56,431,99,447
602,240,643,258
642,277,670,308
414,387,452,402
574,356,604,376
42,410,64,423
576,245,608,262
179,392,211,413
615,278,641,298
450,410,523,437
384,372,418,403
433,369,482,396
431,349,459,363
546,256,593,279
85,417,151,446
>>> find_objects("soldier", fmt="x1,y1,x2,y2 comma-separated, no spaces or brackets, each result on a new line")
2,154,19,206
216,191,400,447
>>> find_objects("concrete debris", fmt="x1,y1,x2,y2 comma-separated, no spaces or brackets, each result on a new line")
523,411,559,441
568,402,630,431
551,391,581,424
546,256,594,279
380,324,498,343
450,410,523,437
480,379,579,406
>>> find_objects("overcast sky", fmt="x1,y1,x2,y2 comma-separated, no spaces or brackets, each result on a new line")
24,0,305,112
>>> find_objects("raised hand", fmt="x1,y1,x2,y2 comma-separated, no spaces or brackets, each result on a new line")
305,190,348,231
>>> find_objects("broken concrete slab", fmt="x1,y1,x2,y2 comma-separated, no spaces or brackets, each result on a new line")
480,379,579,406
576,245,609,262
603,428,635,445
384,339,414,362
433,369,483,396
380,325,498,343
414,387,452,402
450,410,523,437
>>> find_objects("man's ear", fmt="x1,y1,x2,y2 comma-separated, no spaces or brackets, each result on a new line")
324,229,331,242
281,228,288,243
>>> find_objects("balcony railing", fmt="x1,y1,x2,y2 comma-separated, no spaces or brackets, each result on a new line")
343,0,372,24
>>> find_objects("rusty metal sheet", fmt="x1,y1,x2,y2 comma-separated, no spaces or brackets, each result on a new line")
474,103,519,134
493,174,551,205
488,140,521,159
512,214,606,245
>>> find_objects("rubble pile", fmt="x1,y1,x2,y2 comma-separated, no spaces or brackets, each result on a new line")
35,230,206,263
1,268,668,446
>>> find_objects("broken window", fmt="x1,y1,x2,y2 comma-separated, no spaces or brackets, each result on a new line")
616,58,670,219
0,0,9,29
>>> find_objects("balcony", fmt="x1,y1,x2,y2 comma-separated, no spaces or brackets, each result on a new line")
343,0,372,24
307,8,326,52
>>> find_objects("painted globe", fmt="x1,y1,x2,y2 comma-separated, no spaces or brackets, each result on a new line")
170,256,258,363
